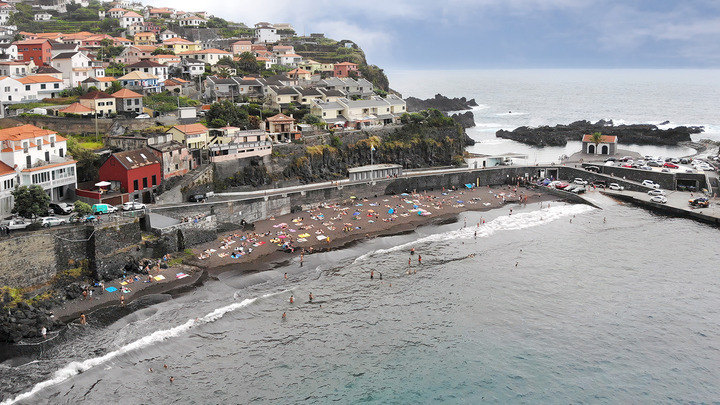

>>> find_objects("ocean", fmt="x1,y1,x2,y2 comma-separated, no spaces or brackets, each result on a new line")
389,69,720,163
2,70,720,404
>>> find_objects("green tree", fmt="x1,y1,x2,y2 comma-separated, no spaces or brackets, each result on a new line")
236,52,260,74
11,185,50,218
590,132,604,149
152,47,175,55
73,200,92,216
303,114,322,125
206,100,249,128
108,81,123,93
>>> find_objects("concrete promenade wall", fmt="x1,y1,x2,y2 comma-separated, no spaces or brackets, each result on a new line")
580,163,708,191
607,192,720,227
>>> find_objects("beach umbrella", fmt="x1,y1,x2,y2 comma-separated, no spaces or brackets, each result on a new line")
95,181,111,187
350,196,357,199
353,212,360,216
401,193,410,196
368,209,375,213
388,208,394,214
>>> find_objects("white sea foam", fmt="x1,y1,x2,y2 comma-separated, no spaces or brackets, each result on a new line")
1,291,285,405
354,204,594,263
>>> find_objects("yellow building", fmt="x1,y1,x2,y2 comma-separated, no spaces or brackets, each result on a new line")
162,37,201,54
78,90,116,117
167,123,209,150
133,32,157,46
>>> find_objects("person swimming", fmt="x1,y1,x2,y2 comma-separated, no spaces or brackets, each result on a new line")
370,271,374,279
309,293,314,302
410,248,415,255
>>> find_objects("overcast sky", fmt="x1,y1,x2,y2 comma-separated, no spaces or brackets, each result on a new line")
159,0,720,69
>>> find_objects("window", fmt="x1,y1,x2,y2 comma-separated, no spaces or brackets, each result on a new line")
25,85,30,91
26,156,31,169
133,179,139,191
40,84,46,90
59,148,63,157
142,177,148,188
44,151,49,162
151,175,156,186
22,141,28,152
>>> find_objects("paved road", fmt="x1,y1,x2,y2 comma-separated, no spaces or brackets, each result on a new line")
605,189,720,218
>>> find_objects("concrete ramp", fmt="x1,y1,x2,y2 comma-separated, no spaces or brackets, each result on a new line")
147,212,181,230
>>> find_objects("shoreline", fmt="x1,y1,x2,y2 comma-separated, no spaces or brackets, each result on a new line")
1,185,560,357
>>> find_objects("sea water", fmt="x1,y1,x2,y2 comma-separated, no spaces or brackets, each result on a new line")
2,194,720,404
389,69,720,163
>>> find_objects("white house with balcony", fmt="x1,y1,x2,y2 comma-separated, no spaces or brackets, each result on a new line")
120,11,144,29
0,124,77,215
255,22,280,43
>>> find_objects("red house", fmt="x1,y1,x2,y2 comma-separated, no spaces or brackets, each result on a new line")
98,148,162,202
13,39,52,66
333,62,358,78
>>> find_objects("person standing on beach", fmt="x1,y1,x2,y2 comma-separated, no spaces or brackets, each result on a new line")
370,271,374,279
290,295,294,304
80,313,86,325
418,255,422,265
309,292,314,302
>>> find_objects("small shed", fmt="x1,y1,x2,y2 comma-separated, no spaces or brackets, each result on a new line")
582,134,617,155
348,164,402,181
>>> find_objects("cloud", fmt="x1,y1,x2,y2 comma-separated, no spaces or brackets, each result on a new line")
142,0,720,67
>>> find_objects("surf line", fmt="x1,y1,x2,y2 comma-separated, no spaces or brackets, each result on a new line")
354,204,595,263
2,290,287,405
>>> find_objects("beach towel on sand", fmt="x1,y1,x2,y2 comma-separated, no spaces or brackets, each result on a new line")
153,275,165,281
105,287,118,293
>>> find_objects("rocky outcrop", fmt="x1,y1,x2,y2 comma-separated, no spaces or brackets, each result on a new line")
450,111,476,128
0,298,62,343
496,120,703,147
405,94,478,112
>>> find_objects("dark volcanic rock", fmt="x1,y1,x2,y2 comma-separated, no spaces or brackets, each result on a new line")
405,94,478,112
496,120,703,147
450,111,476,128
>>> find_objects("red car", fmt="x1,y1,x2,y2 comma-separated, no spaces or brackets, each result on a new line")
555,182,570,189
621,164,632,168
663,162,679,168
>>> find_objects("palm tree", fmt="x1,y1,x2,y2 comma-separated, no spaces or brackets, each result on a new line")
590,132,604,153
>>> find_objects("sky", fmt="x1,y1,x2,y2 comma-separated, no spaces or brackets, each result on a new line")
157,0,720,69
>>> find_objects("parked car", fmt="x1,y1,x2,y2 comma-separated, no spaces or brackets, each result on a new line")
49,202,73,215
38,216,67,227
585,166,600,173
642,180,660,189
609,183,624,191
639,166,652,171
648,161,661,167
135,113,151,119
573,178,588,185
663,162,679,169
689,197,709,208
188,194,206,202
648,189,665,196
0,218,31,230
91,203,117,214
650,195,668,204
122,201,146,211
591,180,607,188
555,182,570,190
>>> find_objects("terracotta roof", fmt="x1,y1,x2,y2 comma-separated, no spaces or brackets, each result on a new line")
266,113,294,122
111,89,143,98
13,39,50,45
79,90,113,100
59,102,93,114
232,40,251,45
130,45,157,52
0,161,15,176
171,123,208,135
178,48,231,55
110,148,160,170
17,75,62,84
288,68,310,75
582,134,617,143
335,62,358,66
108,8,125,12
123,11,143,18
163,37,193,44
0,124,55,141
